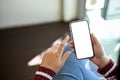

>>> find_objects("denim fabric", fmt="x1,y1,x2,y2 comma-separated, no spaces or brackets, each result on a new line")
53,43,101,80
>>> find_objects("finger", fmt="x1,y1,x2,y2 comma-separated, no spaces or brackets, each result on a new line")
45,44,57,53
91,33,99,45
52,43,60,51
57,35,70,56
45,47,51,53
69,40,74,48
69,40,74,45
61,51,71,65
48,43,60,54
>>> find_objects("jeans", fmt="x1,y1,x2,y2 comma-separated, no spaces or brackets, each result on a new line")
53,43,102,80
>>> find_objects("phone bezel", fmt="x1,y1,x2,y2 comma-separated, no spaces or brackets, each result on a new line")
69,20,94,59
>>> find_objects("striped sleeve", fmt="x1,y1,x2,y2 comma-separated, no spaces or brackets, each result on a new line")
97,59,117,79
34,66,56,80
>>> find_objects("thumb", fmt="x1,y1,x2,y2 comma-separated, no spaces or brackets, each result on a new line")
61,51,71,65
91,33,99,45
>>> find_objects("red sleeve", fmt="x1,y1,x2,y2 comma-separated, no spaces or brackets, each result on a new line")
97,59,117,78
34,66,56,80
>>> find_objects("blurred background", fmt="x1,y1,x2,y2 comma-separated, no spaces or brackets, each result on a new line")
0,0,120,80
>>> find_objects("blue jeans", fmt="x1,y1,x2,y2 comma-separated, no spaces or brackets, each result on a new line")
53,43,102,80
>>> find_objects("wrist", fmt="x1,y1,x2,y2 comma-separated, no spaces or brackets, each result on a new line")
97,59,116,77
40,63,59,73
97,56,110,69
38,66,56,75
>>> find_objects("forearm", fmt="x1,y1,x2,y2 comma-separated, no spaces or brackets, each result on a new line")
34,66,56,80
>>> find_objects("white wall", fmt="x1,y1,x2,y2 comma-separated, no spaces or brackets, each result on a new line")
63,0,86,21
63,0,78,21
0,0,61,29
0,0,85,29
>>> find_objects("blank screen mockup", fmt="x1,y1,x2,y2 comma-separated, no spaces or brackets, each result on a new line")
70,21,94,59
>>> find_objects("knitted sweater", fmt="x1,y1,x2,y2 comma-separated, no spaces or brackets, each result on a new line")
34,59,117,80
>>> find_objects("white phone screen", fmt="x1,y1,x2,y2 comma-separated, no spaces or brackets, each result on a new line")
70,21,94,59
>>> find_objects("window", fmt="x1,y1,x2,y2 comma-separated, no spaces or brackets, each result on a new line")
85,0,120,63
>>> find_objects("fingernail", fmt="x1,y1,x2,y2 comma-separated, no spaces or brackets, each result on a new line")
66,35,70,40
92,33,94,36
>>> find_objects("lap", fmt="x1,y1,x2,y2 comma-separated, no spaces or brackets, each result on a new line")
53,43,101,80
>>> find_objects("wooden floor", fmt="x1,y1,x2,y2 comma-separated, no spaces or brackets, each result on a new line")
0,22,69,80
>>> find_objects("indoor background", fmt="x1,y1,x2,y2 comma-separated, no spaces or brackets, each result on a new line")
0,0,120,80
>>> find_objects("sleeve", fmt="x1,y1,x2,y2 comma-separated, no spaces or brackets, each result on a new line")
97,59,117,78
34,66,56,80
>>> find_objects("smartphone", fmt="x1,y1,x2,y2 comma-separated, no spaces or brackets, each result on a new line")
69,20,94,59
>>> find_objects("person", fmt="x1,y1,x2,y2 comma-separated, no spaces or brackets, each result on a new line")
34,34,118,80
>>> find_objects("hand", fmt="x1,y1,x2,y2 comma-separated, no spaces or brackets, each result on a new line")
40,35,71,73
90,33,110,68
69,33,110,69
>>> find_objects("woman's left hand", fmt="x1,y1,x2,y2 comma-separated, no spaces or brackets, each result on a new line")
40,35,71,73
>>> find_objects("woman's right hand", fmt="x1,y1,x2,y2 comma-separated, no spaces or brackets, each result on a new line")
40,35,71,73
